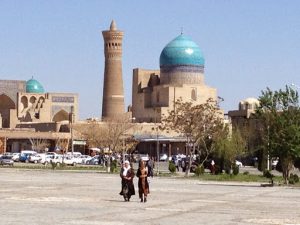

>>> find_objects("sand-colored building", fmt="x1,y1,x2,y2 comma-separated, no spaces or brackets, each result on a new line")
0,78,79,153
132,34,217,123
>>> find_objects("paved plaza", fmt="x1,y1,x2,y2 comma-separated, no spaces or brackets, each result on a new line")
1,168,300,225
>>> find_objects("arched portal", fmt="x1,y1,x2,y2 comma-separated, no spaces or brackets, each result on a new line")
0,94,16,128
52,110,69,122
0,94,15,110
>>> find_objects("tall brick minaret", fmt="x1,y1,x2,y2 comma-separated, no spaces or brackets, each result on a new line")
101,20,125,120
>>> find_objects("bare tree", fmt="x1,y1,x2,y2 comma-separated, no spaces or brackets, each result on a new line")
74,114,138,170
162,98,225,176
54,137,69,154
29,138,50,152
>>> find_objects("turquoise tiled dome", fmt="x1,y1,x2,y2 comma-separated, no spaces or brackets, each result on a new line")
26,78,45,93
159,34,204,67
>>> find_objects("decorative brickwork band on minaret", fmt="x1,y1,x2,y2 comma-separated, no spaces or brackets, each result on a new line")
101,20,125,119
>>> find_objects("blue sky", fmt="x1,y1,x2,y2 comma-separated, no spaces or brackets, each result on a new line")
1,0,300,119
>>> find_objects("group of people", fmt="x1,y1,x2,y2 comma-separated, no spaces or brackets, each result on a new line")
119,159,153,202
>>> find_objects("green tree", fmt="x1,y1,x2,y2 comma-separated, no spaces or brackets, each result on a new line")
256,85,300,184
161,98,225,176
216,129,247,173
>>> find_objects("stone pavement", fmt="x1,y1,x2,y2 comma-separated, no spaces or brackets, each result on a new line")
1,168,300,225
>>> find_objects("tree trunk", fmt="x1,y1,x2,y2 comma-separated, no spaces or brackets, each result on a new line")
185,148,191,177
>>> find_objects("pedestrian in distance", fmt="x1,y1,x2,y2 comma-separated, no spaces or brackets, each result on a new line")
146,157,154,177
136,160,149,203
119,160,135,201
211,159,215,175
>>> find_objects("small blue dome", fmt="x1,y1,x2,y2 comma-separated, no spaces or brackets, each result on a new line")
160,34,204,67
26,78,45,93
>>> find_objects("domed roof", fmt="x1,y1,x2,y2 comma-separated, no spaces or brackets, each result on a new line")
26,78,45,93
240,97,260,105
159,34,205,67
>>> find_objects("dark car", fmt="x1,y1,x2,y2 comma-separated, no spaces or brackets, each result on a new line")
181,157,199,173
19,153,33,163
0,155,14,166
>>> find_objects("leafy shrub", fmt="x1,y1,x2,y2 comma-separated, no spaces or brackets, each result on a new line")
111,160,117,173
195,165,204,176
289,173,299,184
214,165,222,174
232,165,239,175
224,166,231,174
168,162,176,173
263,170,274,179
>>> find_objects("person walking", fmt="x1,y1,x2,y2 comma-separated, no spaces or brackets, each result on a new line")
146,157,154,177
119,160,135,201
136,160,149,202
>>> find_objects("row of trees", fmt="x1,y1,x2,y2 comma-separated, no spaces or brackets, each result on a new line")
161,98,246,176
161,85,300,184
256,86,300,184
65,84,300,184
73,115,138,162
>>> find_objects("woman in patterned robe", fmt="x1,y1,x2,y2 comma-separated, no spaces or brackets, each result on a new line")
136,160,149,202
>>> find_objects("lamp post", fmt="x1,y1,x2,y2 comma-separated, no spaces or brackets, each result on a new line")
154,107,159,175
267,125,270,171
69,106,74,154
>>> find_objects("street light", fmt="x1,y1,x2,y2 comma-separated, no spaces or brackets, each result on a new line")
69,106,74,154
154,107,160,175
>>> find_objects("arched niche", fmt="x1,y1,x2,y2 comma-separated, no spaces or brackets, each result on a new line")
20,96,28,111
191,88,197,101
52,110,69,122
0,94,15,110
29,96,36,104
37,96,45,109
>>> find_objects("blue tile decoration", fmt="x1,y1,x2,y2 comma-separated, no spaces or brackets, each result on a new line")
26,78,45,93
160,34,205,67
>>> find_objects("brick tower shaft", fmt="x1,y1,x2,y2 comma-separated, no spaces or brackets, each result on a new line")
101,20,125,120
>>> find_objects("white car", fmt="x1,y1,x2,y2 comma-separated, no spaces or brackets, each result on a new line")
139,154,149,161
12,153,21,162
28,154,42,163
62,156,77,166
159,154,168,161
235,160,243,167
51,155,63,165
271,158,279,169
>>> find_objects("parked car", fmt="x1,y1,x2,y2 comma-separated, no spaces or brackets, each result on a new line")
137,154,149,162
272,158,279,170
86,155,100,165
28,154,42,163
159,154,168,161
19,153,33,163
51,155,63,165
80,155,92,164
62,156,77,166
0,155,14,166
12,153,21,162
235,160,243,167
181,157,199,173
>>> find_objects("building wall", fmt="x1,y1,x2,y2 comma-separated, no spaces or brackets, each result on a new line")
132,68,160,122
132,68,218,123
0,79,78,129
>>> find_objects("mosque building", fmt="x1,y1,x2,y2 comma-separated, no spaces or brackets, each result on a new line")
132,33,221,157
0,78,78,153
132,34,218,123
